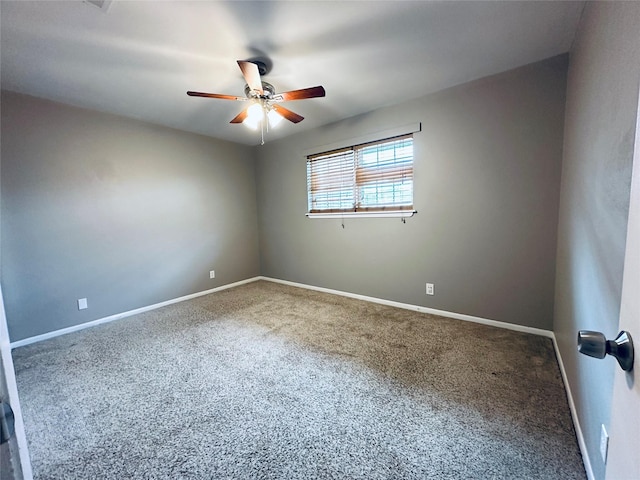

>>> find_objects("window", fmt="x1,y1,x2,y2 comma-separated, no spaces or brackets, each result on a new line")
307,134,414,217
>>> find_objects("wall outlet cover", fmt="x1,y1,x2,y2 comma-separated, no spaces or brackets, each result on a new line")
600,424,609,464
78,298,88,310
209,270,215,279
426,283,434,295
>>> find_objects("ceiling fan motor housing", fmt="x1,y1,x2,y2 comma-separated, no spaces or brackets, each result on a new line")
245,82,276,99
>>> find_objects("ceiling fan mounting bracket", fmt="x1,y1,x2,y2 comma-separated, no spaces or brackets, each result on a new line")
250,60,268,76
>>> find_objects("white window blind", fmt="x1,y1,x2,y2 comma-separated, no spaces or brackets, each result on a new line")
307,134,414,214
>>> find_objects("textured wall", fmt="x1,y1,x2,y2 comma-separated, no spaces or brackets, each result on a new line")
256,56,567,330
1,91,260,341
554,3,640,479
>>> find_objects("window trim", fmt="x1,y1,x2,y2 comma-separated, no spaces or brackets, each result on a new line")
306,128,419,218
306,210,416,219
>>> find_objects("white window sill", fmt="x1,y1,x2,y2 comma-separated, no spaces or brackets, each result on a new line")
306,210,417,219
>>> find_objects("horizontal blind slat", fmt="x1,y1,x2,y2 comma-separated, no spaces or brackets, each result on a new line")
356,167,413,184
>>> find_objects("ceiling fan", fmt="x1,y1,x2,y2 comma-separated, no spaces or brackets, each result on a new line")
187,60,326,130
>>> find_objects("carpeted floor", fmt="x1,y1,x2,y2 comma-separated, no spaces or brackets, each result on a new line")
12,280,586,479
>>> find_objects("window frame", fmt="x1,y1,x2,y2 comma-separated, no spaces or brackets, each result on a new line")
306,132,417,218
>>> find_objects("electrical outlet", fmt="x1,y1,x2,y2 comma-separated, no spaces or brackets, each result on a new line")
78,298,88,310
426,283,434,295
209,270,215,279
600,424,609,464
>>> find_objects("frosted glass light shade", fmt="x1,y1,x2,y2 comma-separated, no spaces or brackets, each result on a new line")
268,109,284,128
243,103,264,130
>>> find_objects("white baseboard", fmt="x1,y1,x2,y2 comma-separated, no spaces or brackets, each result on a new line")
259,276,554,338
9,277,262,349
11,274,553,348
551,336,595,480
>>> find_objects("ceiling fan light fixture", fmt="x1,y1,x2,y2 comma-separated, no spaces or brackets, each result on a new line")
243,103,264,130
267,109,284,128
188,59,325,139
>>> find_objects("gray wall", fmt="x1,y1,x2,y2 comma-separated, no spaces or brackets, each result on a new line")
1,91,260,342
554,3,640,479
256,56,568,330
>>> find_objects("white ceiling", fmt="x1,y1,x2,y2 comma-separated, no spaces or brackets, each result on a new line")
1,1,584,146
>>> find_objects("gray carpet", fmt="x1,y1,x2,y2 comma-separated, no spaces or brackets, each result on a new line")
13,280,586,479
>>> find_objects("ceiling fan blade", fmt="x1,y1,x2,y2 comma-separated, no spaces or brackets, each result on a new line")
187,91,246,101
230,108,249,124
272,104,304,124
276,86,326,102
237,61,264,95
